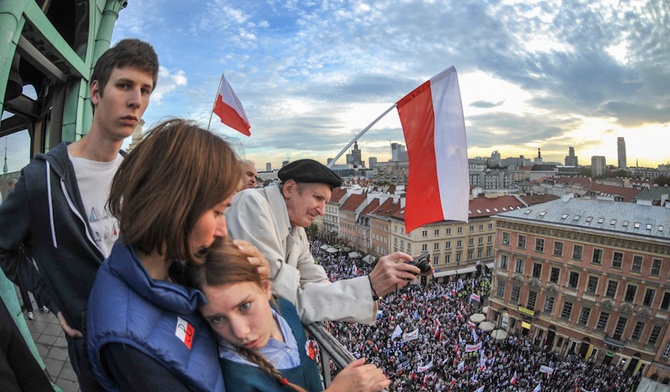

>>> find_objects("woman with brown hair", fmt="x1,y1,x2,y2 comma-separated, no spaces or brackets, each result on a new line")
86,118,266,391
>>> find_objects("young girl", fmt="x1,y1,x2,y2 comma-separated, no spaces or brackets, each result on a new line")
191,238,391,392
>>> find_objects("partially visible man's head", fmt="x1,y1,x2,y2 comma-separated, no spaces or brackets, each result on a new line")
9,179,18,192
241,160,257,189
277,159,341,228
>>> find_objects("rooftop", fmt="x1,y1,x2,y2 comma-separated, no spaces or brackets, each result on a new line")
498,196,670,240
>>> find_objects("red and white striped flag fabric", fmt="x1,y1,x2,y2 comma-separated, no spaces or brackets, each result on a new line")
213,74,251,136
396,66,469,233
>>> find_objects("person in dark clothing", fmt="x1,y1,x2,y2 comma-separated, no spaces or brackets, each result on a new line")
0,297,54,392
3,179,50,322
18,286,49,320
0,38,159,392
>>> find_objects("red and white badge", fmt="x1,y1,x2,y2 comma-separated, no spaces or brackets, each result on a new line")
175,317,194,349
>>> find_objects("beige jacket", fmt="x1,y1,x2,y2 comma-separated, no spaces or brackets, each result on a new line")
226,185,376,325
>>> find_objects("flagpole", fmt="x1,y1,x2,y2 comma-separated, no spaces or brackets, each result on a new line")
327,103,397,168
207,73,225,131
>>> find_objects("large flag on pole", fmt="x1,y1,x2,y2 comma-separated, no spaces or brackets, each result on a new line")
213,74,251,136
396,66,469,233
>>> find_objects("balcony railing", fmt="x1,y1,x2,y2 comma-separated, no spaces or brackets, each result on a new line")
306,322,389,392
603,333,626,349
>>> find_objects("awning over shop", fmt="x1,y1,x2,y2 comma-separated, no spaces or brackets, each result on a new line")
433,265,477,278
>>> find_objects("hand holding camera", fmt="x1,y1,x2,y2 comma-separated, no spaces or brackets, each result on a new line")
407,253,432,274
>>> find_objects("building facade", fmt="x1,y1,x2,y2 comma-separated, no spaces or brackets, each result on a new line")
320,187,349,242
492,196,670,379
338,193,367,246
368,197,402,259
387,195,526,280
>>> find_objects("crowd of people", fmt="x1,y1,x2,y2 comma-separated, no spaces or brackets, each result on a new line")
310,239,642,392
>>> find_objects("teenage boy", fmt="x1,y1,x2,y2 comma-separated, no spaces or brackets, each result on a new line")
0,39,159,391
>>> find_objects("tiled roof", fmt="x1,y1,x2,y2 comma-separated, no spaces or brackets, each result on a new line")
329,187,348,203
468,195,526,218
498,196,670,240
370,198,402,219
360,198,380,215
520,194,560,206
340,193,366,212
541,177,642,202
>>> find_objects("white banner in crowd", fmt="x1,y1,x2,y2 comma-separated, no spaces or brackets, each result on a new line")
417,360,434,373
403,328,420,342
539,365,554,375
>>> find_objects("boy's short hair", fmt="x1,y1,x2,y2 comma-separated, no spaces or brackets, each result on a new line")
91,38,159,99
108,119,241,262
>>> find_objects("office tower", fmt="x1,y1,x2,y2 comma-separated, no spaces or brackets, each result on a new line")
565,146,578,166
369,157,377,170
391,143,407,162
591,156,606,176
266,162,271,171
617,137,627,169
351,141,363,167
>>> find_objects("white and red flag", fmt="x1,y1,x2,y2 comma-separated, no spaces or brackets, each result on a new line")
396,66,469,233
212,73,251,136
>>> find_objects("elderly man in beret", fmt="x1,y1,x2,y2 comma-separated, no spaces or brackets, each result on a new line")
226,158,432,325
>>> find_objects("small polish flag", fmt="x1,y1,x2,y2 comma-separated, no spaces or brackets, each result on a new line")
396,66,469,233
175,317,194,349
212,73,251,136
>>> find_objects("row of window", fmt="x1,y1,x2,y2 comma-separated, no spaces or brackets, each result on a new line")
499,254,669,308
500,232,664,276
394,237,494,249
497,282,665,347
370,233,389,244
431,247,493,264
392,223,497,237
418,224,494,237
395,237,494,249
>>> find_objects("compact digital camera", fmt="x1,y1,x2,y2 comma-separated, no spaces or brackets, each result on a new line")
408,253,431,274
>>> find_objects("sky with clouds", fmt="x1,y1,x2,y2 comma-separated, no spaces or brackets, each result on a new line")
8,0,667,174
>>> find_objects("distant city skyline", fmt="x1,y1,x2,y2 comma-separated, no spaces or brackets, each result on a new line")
2,1,669,173
1,129,668,175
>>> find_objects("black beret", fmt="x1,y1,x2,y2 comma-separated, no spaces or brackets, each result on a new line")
278,159,342,188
